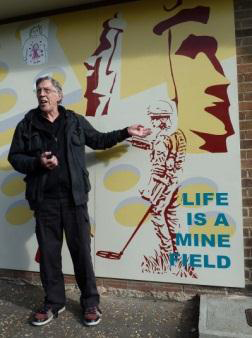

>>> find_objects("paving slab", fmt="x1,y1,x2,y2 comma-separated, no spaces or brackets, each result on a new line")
199,295,252,338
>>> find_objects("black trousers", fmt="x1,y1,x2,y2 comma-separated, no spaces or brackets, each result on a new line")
35,198,100,311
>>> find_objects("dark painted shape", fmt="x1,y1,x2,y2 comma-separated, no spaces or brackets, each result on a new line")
153,6,210,35
84,57,104,116
191,84,235,153
163,0,183,12
175,34,224,75
84,13,123,116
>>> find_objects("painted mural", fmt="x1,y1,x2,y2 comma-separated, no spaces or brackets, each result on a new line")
0,0,244,287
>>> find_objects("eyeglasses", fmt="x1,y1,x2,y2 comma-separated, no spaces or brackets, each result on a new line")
36,88,57,95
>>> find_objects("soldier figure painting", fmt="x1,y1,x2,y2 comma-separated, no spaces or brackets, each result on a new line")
129,100,196,277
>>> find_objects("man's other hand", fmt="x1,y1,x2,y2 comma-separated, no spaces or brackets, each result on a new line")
40,151,59,170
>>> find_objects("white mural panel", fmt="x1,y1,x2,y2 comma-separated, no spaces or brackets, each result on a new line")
0,0,244,287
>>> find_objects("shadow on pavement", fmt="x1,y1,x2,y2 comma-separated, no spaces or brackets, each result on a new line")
177,295,199,338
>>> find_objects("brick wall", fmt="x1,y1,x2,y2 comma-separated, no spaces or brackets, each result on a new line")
235,0,252,283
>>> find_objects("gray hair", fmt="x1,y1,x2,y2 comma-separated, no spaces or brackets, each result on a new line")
36,76,63,103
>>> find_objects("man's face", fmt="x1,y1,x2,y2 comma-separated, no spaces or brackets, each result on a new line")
36,80,61,113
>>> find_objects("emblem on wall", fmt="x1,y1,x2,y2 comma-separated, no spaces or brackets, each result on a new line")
21,20,49,65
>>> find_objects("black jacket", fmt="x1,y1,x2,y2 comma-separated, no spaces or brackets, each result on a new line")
8,106,130,209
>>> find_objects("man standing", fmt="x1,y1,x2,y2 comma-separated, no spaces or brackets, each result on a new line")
8,76,151,327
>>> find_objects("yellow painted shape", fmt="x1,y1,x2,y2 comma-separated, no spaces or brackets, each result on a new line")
120,0,169,98
178,184,217,208
174,52,230,153
95,145,128,163
0,158,12,171
189,215,235,238
90,224,95,237
115,203,150,227
52,10,99,115
6,205,33,225
0,93,17,114
2,177,25,196
120,0,235,98
0,128,14,147
65,102,85,114
104,170,139,192
0,64,8,81
52,71,65,87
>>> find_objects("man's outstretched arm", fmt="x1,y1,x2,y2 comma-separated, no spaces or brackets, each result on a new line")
82,116,151,150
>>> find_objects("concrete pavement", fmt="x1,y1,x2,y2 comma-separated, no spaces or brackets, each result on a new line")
0,278,199,338
199,295,252,338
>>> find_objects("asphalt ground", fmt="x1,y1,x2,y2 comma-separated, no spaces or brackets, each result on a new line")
0,278,199,338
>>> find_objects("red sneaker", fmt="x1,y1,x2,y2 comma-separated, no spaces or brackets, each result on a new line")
83,306,102,326
31,304,65,326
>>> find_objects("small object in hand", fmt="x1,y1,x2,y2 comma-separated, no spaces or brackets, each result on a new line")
245,309,252,326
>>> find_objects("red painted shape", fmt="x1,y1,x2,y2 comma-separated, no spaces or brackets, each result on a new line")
35,248,40,263
175,34,235,152
93,19,113,56
205,84,232,124
93,17,123,59
192,131,231,153
127,137,151,150
110,73,117,94
191,84,235,153
101,97,110,115
175,34,224,75
84,57,104,116
168,30,178,106
84,14,124,116
153,6,210,35
164,187,179,254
